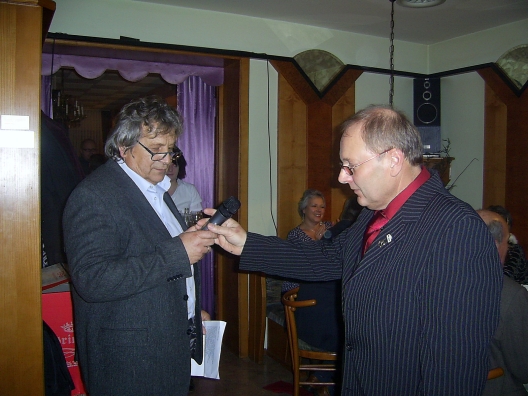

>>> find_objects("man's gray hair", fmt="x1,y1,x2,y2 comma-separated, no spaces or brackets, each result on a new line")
486,219,506,245
105,96,183,161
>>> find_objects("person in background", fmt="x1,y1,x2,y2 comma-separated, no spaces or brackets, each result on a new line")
63,96,216,396
281,189,333,294
166,150,203,214
281,189,340,396
78,138,98,176
477,209,528,396
487,205,528,286
205,105,502,395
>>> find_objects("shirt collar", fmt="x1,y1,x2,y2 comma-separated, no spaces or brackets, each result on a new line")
378,165,430,221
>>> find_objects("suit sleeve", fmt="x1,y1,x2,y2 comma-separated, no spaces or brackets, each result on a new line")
420,216,502,395
240,232,342,281
63,184,192,303
499,281,528,383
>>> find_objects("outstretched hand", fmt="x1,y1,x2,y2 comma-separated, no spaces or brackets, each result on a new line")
197,208,247,256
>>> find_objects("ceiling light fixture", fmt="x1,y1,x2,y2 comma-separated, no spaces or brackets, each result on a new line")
396,0,446,8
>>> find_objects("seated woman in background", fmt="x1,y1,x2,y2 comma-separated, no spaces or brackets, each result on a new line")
281,189,333,293
281,189,341,396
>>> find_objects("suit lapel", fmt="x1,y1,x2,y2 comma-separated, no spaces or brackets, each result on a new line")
348,171,446,279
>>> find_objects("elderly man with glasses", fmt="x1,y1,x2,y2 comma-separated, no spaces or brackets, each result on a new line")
206,105,502,395
63,96,216,396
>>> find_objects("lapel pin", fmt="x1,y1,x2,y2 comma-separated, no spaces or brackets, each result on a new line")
378,234,393,248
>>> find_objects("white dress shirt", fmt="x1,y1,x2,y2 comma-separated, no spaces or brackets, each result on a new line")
118,160,196,319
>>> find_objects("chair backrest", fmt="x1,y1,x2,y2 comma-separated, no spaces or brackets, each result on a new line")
282,287,337,396
282,287,339,360
282,287,315,363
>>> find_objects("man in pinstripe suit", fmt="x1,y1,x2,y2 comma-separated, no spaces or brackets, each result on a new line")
206,105,502,395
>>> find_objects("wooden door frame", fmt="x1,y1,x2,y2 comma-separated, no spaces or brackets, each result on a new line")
0,1,55,394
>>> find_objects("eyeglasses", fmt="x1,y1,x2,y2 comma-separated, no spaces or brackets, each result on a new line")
136,140,181,162
340,149,391,176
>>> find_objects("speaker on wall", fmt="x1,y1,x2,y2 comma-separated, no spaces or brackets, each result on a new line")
414,78,441,153
413,78,441,127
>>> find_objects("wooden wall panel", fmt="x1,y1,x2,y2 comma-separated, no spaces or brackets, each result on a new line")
478,67,528,248
307,101,333,215
277,74,307,238
482,84,507,208
0,2,50,395
331,84,357,221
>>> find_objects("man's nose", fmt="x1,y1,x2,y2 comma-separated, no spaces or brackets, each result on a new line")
338,168,351,184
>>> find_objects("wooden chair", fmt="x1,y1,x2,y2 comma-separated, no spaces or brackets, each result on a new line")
282,287,337,396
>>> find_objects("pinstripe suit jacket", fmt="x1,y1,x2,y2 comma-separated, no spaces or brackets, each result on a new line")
63,160,202,396
241,171,502,395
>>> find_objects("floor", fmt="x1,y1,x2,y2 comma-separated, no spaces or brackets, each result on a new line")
190,348,295,396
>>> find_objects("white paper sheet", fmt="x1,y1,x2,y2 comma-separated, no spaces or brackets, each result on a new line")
191,320,226,379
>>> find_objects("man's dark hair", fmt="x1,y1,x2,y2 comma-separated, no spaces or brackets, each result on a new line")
175,153,188,179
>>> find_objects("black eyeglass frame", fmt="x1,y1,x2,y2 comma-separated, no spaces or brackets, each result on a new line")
136,140,181,162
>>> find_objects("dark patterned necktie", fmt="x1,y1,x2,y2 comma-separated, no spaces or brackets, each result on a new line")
188,317,197,358
362,211,389,255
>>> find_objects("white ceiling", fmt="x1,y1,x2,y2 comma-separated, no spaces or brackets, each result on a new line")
133,0,528,45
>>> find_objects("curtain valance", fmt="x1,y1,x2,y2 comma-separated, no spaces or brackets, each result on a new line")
41,53,224,86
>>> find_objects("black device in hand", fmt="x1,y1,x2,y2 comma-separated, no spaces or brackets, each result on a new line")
201,196,241,230
322,219,353,241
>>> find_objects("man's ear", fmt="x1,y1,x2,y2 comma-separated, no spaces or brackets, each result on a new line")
119,146,127,158
388,149,404,176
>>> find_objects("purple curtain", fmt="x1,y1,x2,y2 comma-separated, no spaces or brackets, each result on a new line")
177,76,216,317
41,54,223,86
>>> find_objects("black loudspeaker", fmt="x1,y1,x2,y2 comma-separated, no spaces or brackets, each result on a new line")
418,126,442,154
413,78,441,127
414,78,441,154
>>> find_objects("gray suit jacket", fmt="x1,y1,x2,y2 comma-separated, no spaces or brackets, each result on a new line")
483,276,528,395
63,160,202,396
240,171,502,395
